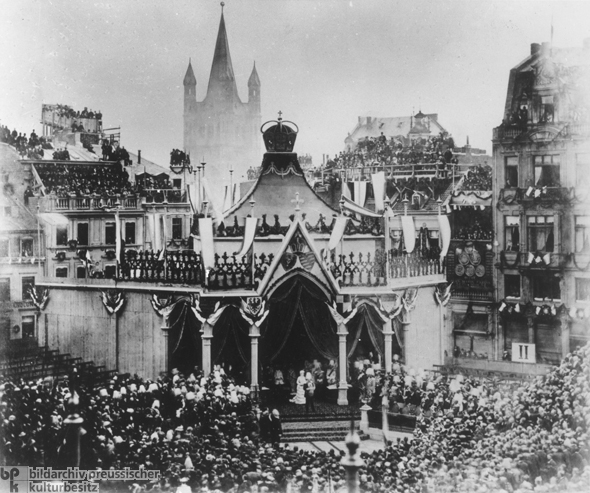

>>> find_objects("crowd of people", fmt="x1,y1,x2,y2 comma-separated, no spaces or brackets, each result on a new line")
461,165,493,191
2,342,588,492
102,139,131,165
1,124,50,159
324,132,458,171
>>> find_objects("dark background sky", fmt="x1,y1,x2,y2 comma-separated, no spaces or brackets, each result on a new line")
1,0,589,168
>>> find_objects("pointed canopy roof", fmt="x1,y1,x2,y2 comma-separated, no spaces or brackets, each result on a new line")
183,59,197,86
248,62,260,87
207,10,238,98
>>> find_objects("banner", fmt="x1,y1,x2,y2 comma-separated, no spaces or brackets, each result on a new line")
353,181,367,207
234,217,258,257
438,214,451,259
401,216,416,253
202,176,225,223
199,218,216,274
327,217,348,250
372,171,386,212
340,196,382,218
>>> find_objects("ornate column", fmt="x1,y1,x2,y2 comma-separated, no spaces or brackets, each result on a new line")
249,324,261,394
201,322,213,377
337,323,349,406
559,310,570,359
160,318,171,373
382,320,393,373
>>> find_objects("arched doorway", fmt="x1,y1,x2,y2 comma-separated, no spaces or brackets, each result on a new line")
168,301,202,376
211,305,251,386
260,274,338,402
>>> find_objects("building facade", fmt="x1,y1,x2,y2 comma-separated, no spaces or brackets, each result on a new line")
183,7,261,190
493,40,590,366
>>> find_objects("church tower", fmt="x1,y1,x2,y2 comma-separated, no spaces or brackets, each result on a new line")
183,4,261,192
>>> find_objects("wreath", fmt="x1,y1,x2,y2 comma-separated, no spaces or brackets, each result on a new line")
67,238,78,250
100,290,125,315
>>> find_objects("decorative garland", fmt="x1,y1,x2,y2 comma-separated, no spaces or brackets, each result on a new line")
569,306,590,320
401,288,419,313
239,297,269,327
434,282,452,307
150,293,175,316
527,251,551,268
100,290,125,315
29,287,49,310
262,162,303,177
499,250,521,269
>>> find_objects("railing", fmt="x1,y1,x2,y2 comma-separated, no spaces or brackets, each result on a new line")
388,252,442,279
493,126,525,141
52,196,141,211
328,251,388,287
118,250,203,284
0,256,45,264
208,253,274,290
451,288,494,301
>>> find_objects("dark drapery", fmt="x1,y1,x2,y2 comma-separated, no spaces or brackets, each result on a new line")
346,303,385,359
211,305,251,366
169,300,202,374
261,276,338,364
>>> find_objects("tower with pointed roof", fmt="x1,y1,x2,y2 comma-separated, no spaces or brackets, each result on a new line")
183,4,261,189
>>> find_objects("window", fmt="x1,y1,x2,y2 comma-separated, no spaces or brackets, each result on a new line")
21,315,35,338
76,266,86,279
77,223,89,246
575,216,590,253
505,274,521,298
576,153,589,187
527,216,554,252
0,278,10,301
172,218,182,240
531,272,561,300
505,216,520,251
55,267,68,278
56,226,68,246
539,95,554,123
105,222,116,245
21,238,33,257
173,179,182,189
534,155,560,187
104,265,117,279
21,276,35,300
505,156,518,188
0,238,8,257
125,222,136,245
576,278,590,302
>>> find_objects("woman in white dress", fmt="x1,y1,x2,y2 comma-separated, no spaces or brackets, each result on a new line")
290,370,306,404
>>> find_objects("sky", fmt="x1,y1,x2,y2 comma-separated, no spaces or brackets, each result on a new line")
1,0,589,169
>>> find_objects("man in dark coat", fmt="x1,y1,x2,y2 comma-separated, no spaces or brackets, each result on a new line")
269,409,282,446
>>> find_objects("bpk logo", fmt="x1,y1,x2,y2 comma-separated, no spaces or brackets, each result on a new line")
0,467,28,493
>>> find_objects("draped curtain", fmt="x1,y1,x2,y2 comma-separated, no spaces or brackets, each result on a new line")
211,305,251,366
346,304,385,359
261,276,338,364
169,300,202,373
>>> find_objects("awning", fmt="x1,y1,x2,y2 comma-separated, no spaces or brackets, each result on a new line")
37,213,69,226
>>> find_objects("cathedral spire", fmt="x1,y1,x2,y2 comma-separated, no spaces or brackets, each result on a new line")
248,61,260,87
183,58,197,86
207,3,238,98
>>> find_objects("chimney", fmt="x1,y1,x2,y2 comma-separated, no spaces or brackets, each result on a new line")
138,150,141,164
531,43,541,55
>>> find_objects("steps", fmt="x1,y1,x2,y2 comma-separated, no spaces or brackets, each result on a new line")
281,418,369,443
0,345,118,389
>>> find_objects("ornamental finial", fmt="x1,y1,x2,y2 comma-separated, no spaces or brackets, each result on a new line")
221,2,225,12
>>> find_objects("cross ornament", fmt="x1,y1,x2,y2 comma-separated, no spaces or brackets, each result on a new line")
278,110,283,121
291,192,304,213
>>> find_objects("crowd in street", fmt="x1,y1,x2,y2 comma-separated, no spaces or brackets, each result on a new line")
1,342,589,492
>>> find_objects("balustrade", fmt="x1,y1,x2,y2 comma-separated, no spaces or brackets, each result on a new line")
328,251,387,287
51,196,140,211
208,253,274,290
117,250,202,284
388,252,442,279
